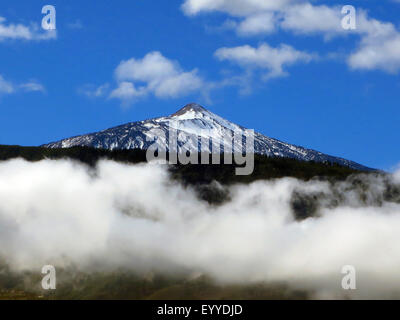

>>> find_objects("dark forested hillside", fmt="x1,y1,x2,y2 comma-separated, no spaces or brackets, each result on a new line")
0,144,364,185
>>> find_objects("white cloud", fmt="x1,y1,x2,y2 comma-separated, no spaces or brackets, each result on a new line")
347,11,400,73
109,81,147,102
0,75,14,94
19,81,46,93
2,159,400,298
110,51,206,104
79,83,110,98
182,0,291,17
182,0,400,74
236,12,277,36
182,0,289,37
0,75,45,96
215,43,313,79
281,3,344,35
0,17,56,41
281,4,397,39
348,35,400,73
115,51,178,83
182,0,345,36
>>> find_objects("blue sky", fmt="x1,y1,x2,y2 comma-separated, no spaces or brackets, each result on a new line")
0,0,399,170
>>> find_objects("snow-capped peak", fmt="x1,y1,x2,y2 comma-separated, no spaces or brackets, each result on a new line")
42,103,371,171
169,103,242,132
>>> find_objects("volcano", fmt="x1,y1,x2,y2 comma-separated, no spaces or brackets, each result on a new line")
43,103,370,171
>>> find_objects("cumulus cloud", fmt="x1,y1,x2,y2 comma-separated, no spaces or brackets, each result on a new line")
182,0,290,37
215,43,314,80
346,11,400,73
181,0,352,36
1,158,400,298
182,0,400,74
348,35,400,73
181,0,291,16
281,4,344,35
236,12,277,36
110,81,147,101
0,16,56,41
182,0,341,36
109,51,207,105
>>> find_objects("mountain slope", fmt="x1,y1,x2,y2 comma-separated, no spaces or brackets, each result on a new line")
43,103,371,171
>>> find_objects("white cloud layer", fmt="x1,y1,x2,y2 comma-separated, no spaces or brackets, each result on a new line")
110,51,207,104
1,159,400,298
182,0,400,73
0,17,56,41
215,43,313,79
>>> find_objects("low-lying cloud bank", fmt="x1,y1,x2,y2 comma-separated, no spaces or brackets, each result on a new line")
0,159,400,299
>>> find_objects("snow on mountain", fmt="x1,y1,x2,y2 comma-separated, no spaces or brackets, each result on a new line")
42,103,371,171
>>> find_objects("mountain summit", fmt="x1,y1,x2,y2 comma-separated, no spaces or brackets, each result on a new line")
172,103,208,116
43,103,370,170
